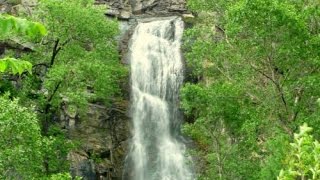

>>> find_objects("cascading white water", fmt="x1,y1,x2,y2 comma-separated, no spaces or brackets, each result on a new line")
123,17,193,180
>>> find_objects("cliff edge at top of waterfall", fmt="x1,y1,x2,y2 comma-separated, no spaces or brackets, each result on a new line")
96,0,188,19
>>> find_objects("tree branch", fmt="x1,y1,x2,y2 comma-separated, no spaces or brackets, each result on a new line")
250,62,289,118
50,39,60,67
49,38,71,67
47,81,62,103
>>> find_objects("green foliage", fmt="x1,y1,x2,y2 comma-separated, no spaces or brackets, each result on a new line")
48,172,82,180
48,173,73,180
183,0,320,179
0,95,43,178
0,14,47,39
187,0,231,17
21,0,127,116
0,0,126,178
0,95,76,178
0,57,32,75
259,133,290,179
278,124,320,180
0,15,46,75
0,0,127,177
43,126,76,175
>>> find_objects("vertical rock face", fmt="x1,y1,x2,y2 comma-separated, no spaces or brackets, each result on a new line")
64,100,130,179
96,0,187,19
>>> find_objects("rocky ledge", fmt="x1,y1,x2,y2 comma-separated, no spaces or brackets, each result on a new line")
96,0,187,19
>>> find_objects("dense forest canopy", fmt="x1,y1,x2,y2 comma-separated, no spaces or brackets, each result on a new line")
182,0,320,179
0,0,319,179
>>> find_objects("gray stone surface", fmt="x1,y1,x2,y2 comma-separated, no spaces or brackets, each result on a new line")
0,0,36,15
63,101,130,179
97,0,187,19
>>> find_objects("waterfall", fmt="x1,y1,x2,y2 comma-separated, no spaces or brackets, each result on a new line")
123,17,193,180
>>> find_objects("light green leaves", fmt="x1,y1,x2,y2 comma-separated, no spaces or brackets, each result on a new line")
0,15,47,75
296,123,313,138
0,57,32,75
0,95,75,179
0,15,47,39
278,124,320,180
0,96,43,178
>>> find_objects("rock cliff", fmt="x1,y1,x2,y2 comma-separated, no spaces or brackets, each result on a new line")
64,100,130,179
96,0,187,19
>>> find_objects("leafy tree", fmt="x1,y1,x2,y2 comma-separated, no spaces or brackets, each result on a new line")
0,95,76,179
19,0,126,130
278,124,320,180
0,95,43,178
42,126,75,175
0,0,127,176
0,0,125,178
182,0,320,179
0,13,76,179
